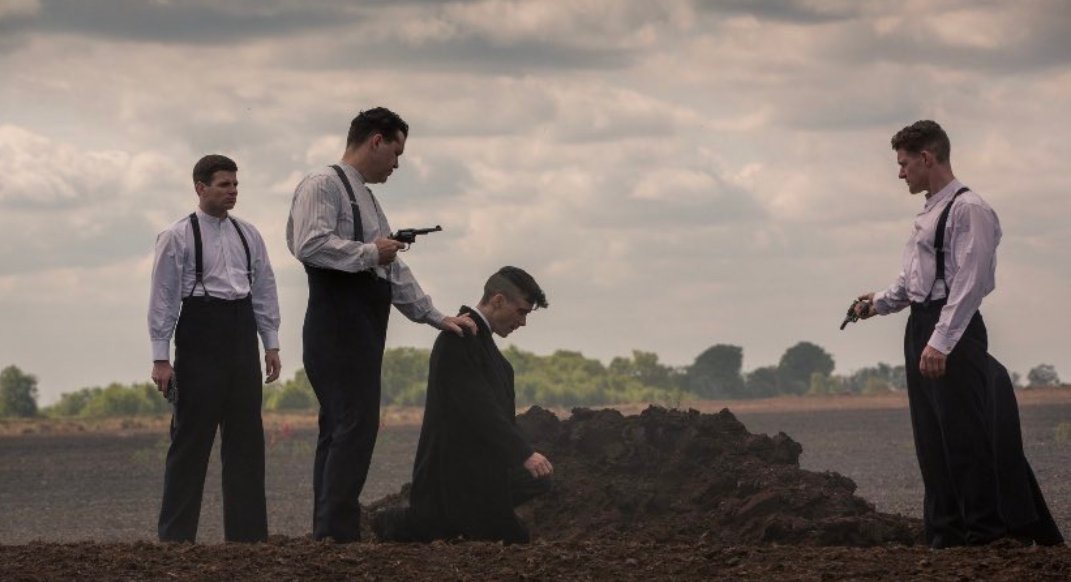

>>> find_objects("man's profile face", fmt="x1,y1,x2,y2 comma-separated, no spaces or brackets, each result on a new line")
196,171,238,216
896,148,929,195
489,295,533,338
366,130,406,184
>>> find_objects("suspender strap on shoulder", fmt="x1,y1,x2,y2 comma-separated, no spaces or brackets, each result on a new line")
934,186,971,282
330,164,363,242
229,217,253,285
188,212,208,298
187,213,254,298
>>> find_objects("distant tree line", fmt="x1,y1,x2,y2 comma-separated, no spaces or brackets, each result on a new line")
1,349,1066,418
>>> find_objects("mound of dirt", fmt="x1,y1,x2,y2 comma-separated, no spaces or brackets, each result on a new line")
372,406,922,547
515,406,922,546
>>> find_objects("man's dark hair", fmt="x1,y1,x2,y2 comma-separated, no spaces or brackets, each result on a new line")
192,154,238,185
891,120,951,163
481,266,548,309
346,107,409,148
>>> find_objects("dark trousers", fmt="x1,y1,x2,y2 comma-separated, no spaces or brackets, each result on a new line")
497,467,553,544
382,468,552,544
159,295,267,543
303,266,391,542
905,302,1063,547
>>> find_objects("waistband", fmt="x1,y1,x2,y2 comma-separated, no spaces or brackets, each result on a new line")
303,264,386,288
182,294,252,305
304,263,380,278
910,297,947,313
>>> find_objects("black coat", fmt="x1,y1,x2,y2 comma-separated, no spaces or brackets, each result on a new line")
406,306,535,543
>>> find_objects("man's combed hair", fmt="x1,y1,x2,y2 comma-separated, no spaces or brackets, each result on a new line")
192,154,238,185
481,266,548,309
891,120,951,163
347,107,409,148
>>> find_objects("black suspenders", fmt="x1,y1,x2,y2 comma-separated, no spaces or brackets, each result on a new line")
331,165,363,242
187,212,252,299
924,186,971,303
933,187,971,284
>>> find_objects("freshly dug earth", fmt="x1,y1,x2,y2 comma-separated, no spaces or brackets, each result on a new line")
5,403,1070,580
373,405,922,546
3,538,1069,581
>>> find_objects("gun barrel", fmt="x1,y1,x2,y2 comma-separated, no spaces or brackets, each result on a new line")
391,225,443,245
839,299,870,330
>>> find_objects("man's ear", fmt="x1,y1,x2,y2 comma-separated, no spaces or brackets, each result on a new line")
194,182,205,196
922,150,934,168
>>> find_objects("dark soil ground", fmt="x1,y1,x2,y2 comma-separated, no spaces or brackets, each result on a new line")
2,393,1069,580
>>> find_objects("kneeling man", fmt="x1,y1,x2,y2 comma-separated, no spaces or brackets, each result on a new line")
374,266,553,544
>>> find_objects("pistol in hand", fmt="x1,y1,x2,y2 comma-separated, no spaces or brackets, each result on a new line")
390,225,442,251
840,299,872,330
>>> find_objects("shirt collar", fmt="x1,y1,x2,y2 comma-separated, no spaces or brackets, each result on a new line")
923,178,963,212
342,163,368,186
469,304,492,331
195,207,229,225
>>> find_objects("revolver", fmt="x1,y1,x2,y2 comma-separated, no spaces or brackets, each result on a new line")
390,225,443,251
840,298,872,330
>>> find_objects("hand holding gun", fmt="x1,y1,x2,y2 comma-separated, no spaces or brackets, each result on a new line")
390,225,442,251
840,298,873,330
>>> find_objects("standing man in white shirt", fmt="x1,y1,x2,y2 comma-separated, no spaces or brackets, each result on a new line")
286,107,477,543
853,120,1062,549
149,154,282,543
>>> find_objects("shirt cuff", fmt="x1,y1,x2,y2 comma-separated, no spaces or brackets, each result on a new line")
152,340,171,362
260,330,280,351
364,242,379,267
425,308,447,328
927,331,955,355
872,291,892,315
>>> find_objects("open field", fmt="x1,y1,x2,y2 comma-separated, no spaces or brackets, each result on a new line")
1,389,1069,579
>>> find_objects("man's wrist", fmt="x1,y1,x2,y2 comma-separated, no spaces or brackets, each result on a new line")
151,340,171,362
427,309,447,328
871,291,889,315
926,332,953,355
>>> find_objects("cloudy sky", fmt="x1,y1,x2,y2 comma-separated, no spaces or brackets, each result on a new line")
1,0,1069,404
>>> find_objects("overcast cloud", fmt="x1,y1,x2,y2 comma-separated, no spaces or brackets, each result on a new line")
1,0,1069,403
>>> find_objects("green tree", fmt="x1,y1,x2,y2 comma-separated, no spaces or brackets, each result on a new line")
269,383,316,410
685,344,745,399
808,372,846,396
0,365,39,418
47,387,99,417
841,363,905,394
381,347,431,406
861,376,893,395
502,347,681,408
43,382,168,418
1027,364,1060,388
264,369,317,411
778,341,835,395
608,350,681,390
77,382,168,417
745,366,780,398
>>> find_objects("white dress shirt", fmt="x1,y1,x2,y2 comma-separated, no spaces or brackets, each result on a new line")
285,164,445,326
148,209,281,361
873,179,1002,354
470,305,492,332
